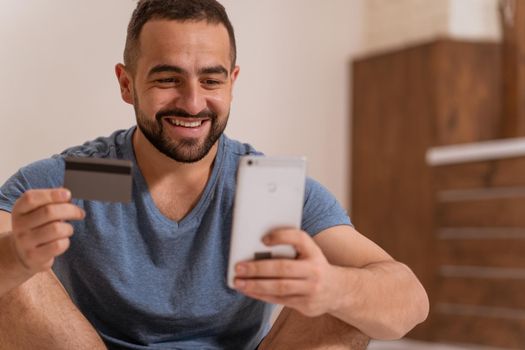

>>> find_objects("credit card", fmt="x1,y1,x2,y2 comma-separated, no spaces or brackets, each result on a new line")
63,157,133,202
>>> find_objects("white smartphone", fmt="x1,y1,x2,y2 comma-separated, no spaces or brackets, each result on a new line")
227,155,306,289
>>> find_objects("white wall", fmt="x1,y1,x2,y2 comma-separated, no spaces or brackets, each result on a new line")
362,0,450,55
223,0,364,209
449,0,502,41
0,1,136,180
0,0,364,210
361,0,501,56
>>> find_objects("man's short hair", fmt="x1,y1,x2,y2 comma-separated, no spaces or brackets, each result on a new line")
124,0,236,73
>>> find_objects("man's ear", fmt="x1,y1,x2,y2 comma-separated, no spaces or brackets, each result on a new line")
115,64,134,105
231,65,240,85
230,65,240,100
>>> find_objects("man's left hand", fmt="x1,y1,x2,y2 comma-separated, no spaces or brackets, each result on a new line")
233,228,345,317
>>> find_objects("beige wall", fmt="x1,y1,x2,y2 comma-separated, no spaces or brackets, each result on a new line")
362,0,501,56
0,0,364,210
0,0,505,209
222,0,364,209
0,1,135,182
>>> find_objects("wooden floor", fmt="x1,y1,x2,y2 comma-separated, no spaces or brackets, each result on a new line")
368,339,506,350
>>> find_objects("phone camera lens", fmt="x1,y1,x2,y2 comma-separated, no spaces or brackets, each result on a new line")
247,160,253,166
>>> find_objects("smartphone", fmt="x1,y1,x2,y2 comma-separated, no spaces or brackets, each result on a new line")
227,155,306,289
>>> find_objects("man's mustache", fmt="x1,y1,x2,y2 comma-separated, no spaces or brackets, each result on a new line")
155,108,216,122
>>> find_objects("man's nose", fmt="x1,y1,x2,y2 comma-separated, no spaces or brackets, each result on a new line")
176,81,207,116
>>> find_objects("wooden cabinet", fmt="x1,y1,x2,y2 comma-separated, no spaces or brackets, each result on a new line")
350,39,524,346
428,150,525,347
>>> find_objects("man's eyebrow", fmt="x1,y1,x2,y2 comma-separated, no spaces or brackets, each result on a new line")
147,65,229,78
148,65,186,77
199,66,229,77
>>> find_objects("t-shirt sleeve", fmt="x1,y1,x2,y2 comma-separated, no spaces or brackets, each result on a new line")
301,177,352,237
0,157,65,213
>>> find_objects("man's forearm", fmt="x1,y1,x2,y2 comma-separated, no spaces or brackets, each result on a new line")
328,260,429,340
0,232,32,297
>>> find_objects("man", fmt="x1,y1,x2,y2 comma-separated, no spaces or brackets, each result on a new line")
0,0,429,349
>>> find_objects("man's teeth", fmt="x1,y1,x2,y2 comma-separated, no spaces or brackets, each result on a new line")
167,119,203,127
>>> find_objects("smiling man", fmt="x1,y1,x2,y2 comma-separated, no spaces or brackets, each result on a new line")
127,19,236,165
0,1,428,349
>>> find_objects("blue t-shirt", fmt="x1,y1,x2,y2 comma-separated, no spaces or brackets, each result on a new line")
0,127,351,350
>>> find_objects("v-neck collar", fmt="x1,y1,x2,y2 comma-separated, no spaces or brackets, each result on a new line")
124,127,226,229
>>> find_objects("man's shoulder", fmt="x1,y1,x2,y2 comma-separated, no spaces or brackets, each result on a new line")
0,127,134,201
212,135,263,193
59,127,134,160
222,134,263,158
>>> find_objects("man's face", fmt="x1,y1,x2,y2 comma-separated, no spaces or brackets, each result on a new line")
124,20,239,163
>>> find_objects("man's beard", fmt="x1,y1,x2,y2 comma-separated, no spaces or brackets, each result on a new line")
134,98,228,163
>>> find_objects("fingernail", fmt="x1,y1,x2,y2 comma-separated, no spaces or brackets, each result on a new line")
235,280,246,289
236,264,247,274
61,189,71,200
262,235,271,244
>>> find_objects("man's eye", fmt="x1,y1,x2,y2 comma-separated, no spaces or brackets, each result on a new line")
203,79,221,86
156,78,179,84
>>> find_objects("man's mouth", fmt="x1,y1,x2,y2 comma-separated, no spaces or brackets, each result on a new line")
165,118,206,128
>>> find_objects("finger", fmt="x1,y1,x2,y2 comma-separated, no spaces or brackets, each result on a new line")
13,189,72,215
241,290,305,308
15,203,85,230
234,278,311,297
263,229,320,258
236,259,310,279
245,293,321,317
25,238,71,268
17,222,74,249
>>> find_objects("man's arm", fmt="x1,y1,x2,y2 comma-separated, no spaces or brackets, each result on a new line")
313,226,429,339
0,191,106,350
0,211,32,296
233,226,429,340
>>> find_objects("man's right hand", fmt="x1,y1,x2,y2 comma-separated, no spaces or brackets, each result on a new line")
9,188,85,274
